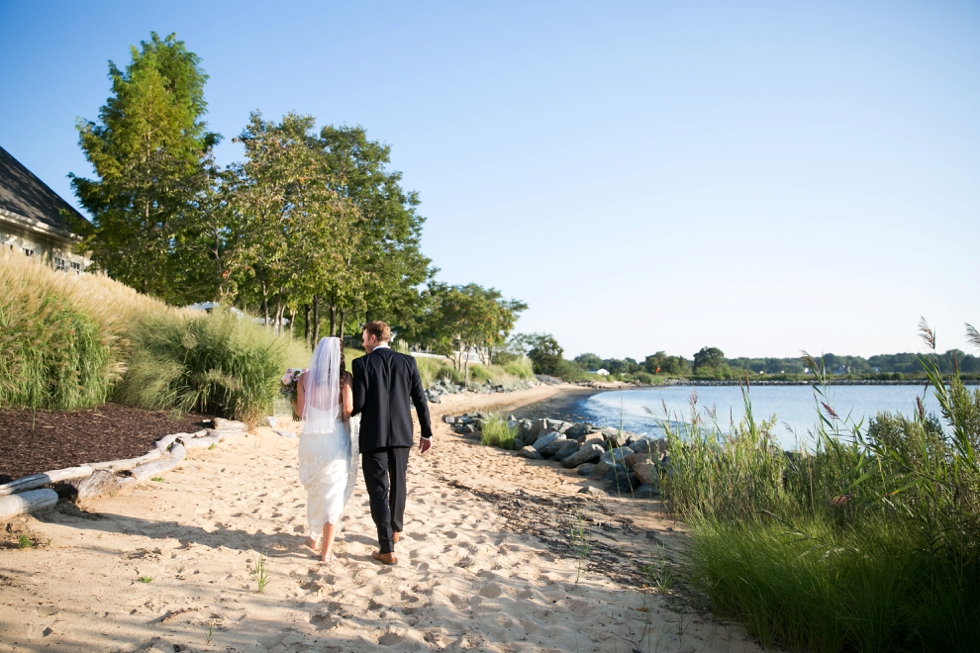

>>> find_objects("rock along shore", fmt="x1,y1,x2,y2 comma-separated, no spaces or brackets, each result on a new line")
443,412,668,501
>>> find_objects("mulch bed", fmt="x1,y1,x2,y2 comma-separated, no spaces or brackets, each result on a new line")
0,403,210,484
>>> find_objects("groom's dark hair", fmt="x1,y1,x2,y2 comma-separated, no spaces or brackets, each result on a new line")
363,321,391,343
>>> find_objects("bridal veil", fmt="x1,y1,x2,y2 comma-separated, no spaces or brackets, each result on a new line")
298,337,359,538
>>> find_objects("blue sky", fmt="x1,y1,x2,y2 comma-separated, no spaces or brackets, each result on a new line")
2,1,978,360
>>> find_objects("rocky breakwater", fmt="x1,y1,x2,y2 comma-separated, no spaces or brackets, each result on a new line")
425,376,537,403
444,413,669,501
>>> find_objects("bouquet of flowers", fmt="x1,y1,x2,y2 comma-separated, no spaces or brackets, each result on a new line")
279,368,306,401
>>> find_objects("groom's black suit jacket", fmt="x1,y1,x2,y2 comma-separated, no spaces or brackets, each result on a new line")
351,347,432,452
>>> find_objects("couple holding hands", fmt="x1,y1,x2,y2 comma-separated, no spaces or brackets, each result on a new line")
291,321,432,565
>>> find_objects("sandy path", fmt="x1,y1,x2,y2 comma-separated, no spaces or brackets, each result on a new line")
0,386,764,653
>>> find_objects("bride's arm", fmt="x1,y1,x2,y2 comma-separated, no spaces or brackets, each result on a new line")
292,372,307,419
341,376,353,419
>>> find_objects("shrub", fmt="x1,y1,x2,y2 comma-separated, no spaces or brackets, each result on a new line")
116,310,293,422
480,414,517,449
634,371,654,384
414,356,455,388
502,357,534,380
553,358,587,382
659,342,980,653
466,364,494,384
0,251,166,409
413,355,533,389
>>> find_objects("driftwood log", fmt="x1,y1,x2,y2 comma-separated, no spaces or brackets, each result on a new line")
88,449,163,472
182,435,220,450
127,442,187,484
0,489,58,519
212,418,247,431
210,429,248,441
71,469,137,502
1,423,244,515
0,466,93,497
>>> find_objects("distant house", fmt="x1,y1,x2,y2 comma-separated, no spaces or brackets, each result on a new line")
0,145,90,272
591,368,610,376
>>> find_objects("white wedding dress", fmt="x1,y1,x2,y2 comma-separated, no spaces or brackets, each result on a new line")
297,338,359,544
298,410,359,540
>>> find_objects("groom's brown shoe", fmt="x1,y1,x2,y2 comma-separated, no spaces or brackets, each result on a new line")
372,550,397,565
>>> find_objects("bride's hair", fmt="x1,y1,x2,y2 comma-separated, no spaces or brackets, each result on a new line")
311,337,350,396
338,348,351,391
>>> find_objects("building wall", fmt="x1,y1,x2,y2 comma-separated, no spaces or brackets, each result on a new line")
0,217,90,273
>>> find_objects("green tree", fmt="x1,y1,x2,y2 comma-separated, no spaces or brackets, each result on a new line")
412,283,526,378
314,125,433,337
71,32,219,296
524,334,564,376
644,351,667,374
165,153,237,303
692,346,727,375
574,353,603,370
228,112,358,337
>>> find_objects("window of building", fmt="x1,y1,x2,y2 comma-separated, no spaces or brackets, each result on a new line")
54,256,67,271
23,247,35,257
70,261,82,273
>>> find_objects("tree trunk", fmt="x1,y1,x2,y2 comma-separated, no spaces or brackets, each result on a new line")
261,280,270,326
312,295,320,350
329,305,336,337
338,309,346,341
304,304,311,348
288,306,294,338
274,294,283,334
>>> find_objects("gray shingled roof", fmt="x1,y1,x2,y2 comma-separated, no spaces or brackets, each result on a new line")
0,145,88,236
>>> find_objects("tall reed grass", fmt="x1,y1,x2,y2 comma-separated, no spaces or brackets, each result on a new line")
480,414,517,449
0,251,319,420
117,310,305,423
414,355,533,389
660,326,980,653
0,251,167,409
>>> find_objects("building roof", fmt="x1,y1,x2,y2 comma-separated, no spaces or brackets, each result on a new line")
0,145,88,239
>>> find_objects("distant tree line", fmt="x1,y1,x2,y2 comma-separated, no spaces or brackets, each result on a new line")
513,334,980,382
70,33,525,353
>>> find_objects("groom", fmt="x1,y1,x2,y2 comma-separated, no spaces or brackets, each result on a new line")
351,320,432,565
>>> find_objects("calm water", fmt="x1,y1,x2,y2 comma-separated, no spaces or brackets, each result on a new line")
577,384,949,450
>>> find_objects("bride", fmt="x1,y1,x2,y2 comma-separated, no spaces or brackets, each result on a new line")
291,337,359,563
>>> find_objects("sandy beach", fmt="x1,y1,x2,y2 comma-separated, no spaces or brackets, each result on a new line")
0,385,764,653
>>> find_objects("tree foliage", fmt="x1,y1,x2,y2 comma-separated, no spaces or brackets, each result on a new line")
314,125,433,334
692,346,728,375
72,32,219,297
226,112,360,337
522,333,564,376
412,283,526,377
574,352,603,370
71,32,531,358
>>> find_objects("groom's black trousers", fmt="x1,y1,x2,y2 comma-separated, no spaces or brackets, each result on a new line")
361,446,409,554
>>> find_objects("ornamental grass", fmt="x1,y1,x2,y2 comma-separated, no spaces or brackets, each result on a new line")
0,250,167,410
659,329,980,653
116,310,309,423
480,414,517,450
0,250,309,421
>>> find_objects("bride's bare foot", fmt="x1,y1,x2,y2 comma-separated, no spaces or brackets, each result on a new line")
305,537,319,552
320,551,337,563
